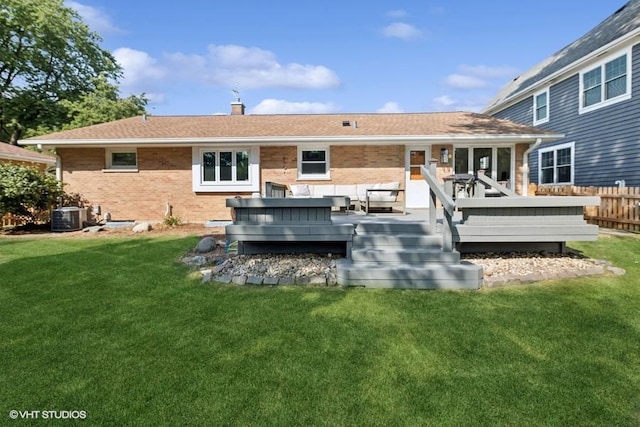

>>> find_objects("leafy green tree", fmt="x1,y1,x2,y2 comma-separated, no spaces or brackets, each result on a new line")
0,0,121,144
0,163,63,223
60,75,147,130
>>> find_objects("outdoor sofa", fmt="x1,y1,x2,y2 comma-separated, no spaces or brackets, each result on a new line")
288,182,405,214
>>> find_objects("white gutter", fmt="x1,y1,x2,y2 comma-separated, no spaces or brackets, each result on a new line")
484,28,640,115
522,138,542,196
20,133,563,148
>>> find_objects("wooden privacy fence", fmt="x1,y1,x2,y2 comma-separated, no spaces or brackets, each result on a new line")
531,184,640,232
1,214,27,229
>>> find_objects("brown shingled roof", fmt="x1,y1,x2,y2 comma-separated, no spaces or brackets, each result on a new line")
0,142,56,164
23,112,557,143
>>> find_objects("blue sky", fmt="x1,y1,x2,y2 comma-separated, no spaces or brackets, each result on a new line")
66,0,624,116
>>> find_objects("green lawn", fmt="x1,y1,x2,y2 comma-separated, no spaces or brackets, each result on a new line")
1,234,639,426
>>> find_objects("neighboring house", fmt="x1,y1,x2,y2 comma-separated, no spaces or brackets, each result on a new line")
0,142,56,170
484,0,640,190
20,103,559,222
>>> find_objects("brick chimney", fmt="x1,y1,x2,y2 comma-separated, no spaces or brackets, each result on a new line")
231,101,245,115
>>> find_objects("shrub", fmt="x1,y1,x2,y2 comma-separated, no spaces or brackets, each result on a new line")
0,163,64,223
163,215,182,227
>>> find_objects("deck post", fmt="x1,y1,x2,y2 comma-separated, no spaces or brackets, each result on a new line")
429,160,438,228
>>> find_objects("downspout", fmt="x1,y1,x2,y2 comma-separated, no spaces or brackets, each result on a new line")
522,138,542,196
56,154,62,181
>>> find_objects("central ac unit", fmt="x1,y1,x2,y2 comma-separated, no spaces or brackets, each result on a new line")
51,207,88,232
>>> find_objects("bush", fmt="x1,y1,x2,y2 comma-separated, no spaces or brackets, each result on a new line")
0,163,64,223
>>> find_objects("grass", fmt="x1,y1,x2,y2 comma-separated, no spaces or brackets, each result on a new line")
1,234,640,426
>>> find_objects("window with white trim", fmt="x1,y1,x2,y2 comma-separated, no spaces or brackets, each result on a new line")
533,88,549,125
579,49,631,113
105,148,137,170
538,142,574,185
298,146,330,179
192,147,260,192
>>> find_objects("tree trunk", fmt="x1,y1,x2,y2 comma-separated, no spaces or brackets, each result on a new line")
9,128,22,145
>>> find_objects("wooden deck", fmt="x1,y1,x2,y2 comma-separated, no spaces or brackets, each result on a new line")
225,198,354,256
224,170,601,289
453,196,601,253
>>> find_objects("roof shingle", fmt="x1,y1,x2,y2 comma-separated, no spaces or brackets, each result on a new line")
23,112,555,143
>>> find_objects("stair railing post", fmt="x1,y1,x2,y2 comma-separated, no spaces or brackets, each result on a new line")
429,160,438,229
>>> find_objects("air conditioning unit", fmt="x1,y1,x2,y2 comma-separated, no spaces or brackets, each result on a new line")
51,207,88,232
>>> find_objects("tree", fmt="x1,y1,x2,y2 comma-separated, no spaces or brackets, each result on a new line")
0,163,63,223
0,0,121,144
59,75,147,131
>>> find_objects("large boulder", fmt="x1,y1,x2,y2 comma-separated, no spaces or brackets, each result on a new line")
196,236,217,253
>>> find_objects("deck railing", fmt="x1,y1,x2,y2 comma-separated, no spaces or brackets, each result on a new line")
420,162,455,252
474,173,519,197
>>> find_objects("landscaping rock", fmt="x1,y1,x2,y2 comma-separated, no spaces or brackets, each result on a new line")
263,277,279,285
246,276,264,285
83,226,105,233
216,275,232,284
196,236,217,253
232,275,247,285
201,269,213,283
309,275,327,285
132,222,152,233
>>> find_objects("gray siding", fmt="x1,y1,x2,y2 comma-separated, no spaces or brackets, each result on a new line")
494,43,640,187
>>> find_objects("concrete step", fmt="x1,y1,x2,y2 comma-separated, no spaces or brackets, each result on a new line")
336,260,483,290
352,234,443,248
351,248,460,264
355,221,434,235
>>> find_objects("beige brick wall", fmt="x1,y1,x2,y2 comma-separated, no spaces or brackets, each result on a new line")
261,145,405,187
58,147,245,223
58,143,532,222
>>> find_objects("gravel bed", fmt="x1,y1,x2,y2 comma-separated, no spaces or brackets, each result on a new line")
185,248,623,288
461,251,622,287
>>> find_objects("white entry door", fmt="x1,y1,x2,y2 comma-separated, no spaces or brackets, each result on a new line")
405,146,431,208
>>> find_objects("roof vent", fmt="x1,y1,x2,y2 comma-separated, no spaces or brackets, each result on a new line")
342,120,357,128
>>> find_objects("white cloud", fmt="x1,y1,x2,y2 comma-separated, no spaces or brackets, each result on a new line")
113,48,168,98
376,102,403,113
444,74,488,89
382,23,423,40
66,1,123,34
458,64,519,79
432,95,488,113
250,99,339,114
111,44,340,110
166,44,341,89
387,10,408,19
433,95,456,107
443,64,520,91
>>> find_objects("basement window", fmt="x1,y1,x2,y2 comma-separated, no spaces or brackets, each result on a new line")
105,148,138,171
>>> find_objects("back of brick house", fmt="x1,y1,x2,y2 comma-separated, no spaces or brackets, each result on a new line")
23,103,560,223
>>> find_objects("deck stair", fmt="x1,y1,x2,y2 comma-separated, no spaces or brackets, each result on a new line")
336,221,483,289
